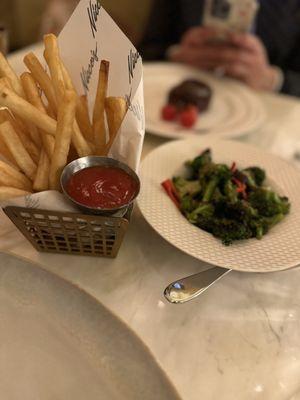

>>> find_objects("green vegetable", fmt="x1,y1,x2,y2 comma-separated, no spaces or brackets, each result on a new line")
163,149,291,246
249,188,290,217
172,177,201,199
186,148,212,178
243,167,266,187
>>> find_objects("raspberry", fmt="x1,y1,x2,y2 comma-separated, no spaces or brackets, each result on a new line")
179,106,198,128
161,104,177,121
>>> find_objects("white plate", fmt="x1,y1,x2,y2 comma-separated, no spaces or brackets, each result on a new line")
138,138,300,272
0,254,181,400
144,63,266,140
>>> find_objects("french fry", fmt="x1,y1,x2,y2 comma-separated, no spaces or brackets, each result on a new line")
33,149,49,192
25,121,42,149
0,109,40,164
76,95,93,142
93,60,110,153
0,76,31,135
46,104,56,119
20,73,46,148
58,53,93,155
0,187,31,201
60,61,74,91
0,160,32,191
73,120,94,156
23,52,57,116
104,97,127,155
43,34,65,105
0,135,18,167
0,81,92,158
0,121,37,180
49,90,77,190
61,62,94,143
0,52,25,97
20,72,55,158
0,82,57,135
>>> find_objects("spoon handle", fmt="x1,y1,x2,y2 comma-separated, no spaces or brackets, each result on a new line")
164,267,232,304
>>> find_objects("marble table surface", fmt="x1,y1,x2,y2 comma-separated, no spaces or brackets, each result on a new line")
2,46,300,399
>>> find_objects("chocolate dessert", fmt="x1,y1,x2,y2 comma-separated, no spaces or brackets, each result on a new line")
168,79,212,112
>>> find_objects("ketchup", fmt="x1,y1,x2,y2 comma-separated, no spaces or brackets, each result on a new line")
66,166,138,209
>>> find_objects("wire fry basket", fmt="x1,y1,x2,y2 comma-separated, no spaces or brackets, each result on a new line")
4,205,132,258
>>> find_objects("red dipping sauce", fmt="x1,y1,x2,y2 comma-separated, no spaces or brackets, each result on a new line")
66,166,139,209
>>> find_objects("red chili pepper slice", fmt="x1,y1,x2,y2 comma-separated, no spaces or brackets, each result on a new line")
161,179,180,209
232,177,248,200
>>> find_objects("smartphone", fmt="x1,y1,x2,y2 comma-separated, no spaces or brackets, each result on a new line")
203,0,259,35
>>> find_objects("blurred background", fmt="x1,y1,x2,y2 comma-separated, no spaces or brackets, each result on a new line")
0,0,149,51
1,0,300,97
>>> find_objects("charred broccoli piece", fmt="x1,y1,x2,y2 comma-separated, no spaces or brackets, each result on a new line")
223,180,238,203
202,164,231,202
244,167,266,187
186,149,212,178
180,196,197,214
249,188,290,217
196,217,253,246
249,214,285,239
214,199,258,222
186,203,214,224
172,177,201,200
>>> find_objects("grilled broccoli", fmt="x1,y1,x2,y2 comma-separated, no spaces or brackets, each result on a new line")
197,217,253,246
244,167,266,187
186,149,212,178
162,149,290,246
202,164,231,202
214,199,258,222
172,177,201,199
249,188,290,217
224,180,238,203
186,203,214,224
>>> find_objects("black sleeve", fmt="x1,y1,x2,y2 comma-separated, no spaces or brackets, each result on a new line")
138,0,182,61
280,35,300,97
281,71,300,97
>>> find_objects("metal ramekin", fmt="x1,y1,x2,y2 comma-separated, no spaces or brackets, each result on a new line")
61,156,140,217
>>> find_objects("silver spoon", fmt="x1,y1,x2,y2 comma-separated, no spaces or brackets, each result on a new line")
164,267,232,304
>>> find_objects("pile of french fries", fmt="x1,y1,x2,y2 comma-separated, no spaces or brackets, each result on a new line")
0,34,127,201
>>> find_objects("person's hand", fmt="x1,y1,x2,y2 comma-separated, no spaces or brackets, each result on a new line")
170,27,228,70
171,27,280,91
221,32,279,91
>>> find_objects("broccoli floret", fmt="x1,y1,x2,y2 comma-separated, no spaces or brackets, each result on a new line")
250,213,285,239
249,188,290,217
172,177,201,200
244,167,266,187
263,213,285,228
223,180,238,203
186,149,212,178
196,217,253,246
202,164,232,202
180,196,197,214
186,203,214,224
211,187,226,202
249,217,269,239
214,199,258,222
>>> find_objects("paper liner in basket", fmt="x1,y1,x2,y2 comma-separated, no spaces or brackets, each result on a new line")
1,0,145,212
